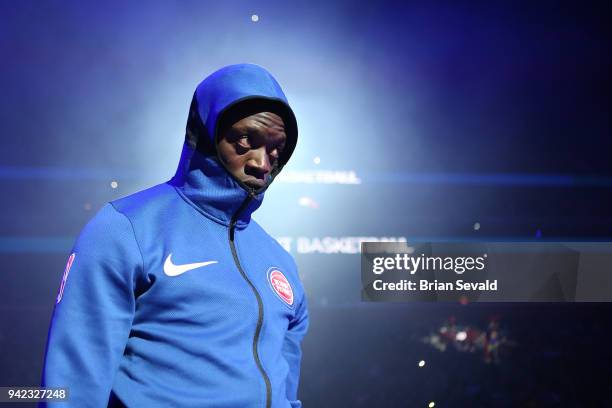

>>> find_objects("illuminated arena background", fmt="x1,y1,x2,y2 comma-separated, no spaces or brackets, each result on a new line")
1,1,612,406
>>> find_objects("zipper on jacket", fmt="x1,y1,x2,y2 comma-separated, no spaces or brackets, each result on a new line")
229,192,272,408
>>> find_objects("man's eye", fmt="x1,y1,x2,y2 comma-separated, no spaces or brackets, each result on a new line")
236,135,250,148
274,145,285,158
270,148,283,164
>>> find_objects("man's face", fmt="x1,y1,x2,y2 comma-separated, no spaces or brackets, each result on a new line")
217,111,287,190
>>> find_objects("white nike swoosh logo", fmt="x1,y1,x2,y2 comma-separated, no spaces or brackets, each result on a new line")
163,253,218,277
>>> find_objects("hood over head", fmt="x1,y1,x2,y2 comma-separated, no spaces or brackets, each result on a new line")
170,64,298,228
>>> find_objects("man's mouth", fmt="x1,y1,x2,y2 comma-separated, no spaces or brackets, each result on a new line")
243,177,267,188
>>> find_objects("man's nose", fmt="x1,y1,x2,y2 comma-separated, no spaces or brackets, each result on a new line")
246,147,272,177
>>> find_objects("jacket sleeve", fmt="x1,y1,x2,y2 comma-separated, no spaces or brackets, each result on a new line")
282,287,309,408
40,203,143,407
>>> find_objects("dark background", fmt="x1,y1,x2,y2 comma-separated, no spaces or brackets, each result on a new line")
1,0,612,406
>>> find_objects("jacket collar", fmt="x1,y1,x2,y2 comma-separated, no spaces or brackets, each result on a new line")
170,143,264,228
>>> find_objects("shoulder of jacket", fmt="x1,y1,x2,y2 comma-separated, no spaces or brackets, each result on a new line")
110,182,176,217
74,203,140,258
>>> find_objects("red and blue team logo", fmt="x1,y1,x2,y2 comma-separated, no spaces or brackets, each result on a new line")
267,267,294,307
56,253,75,304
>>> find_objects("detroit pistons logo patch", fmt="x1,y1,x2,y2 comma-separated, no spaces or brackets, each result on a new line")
267,268,294,307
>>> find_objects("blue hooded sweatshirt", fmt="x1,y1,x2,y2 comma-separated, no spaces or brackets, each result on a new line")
41,64,308,408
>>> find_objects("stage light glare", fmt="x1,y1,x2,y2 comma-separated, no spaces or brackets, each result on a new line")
298,196,319,209
418,360,425,367
456,331,467,341
110,181,118,189
251,14,259,22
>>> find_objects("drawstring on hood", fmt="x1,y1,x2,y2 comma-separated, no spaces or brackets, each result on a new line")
170,64,298,228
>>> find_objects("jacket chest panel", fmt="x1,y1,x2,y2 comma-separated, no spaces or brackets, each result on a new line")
135,221,259,326
233,233,297,324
